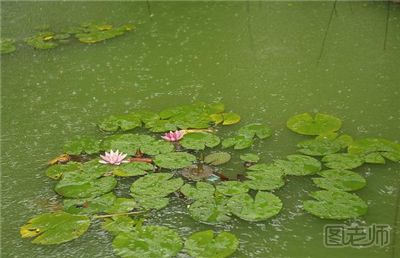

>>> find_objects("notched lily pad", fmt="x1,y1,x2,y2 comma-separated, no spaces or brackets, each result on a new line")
287,113,342,136
25,32,59,49
238,123,272,139
204,152,231,165
348,137,400,163
63,192,116,215
227,191,282,222
303,190,368,219
180,182,215,200
46,162,81,180
222,135,253,150
184,230,239,258
245,164,285,191
188,196,231,224
181,132,220,150
154,152,196,169
221,112,241,125
274,155,321,176
63,137,101,155
240,153,260,163
113,162,153,177
216,181,249,196
322,153,364,170
20,212,90,245
112,226,182,258
101,216,137,236
312,169,366,192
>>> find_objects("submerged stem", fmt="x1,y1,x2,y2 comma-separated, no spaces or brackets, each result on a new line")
93,211,145,219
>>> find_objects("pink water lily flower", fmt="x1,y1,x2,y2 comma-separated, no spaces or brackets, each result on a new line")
99,150,129,165
161,130,185,142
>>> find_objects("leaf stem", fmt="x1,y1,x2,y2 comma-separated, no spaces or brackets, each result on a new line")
93,211,145,219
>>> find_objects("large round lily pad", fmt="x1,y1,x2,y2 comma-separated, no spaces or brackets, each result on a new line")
188,196,231,224
20,212,90,245
184,230,239,258
312,169,366,192
112,226,182,258
287,113,342,136
180,182,215,200
303,190,368,219
297,137,342,156
227,191,282,221
274,155,321,176
113,162,153,177
154,152,196,169
244,168,285,191
322,153,364,170
180,132,220,150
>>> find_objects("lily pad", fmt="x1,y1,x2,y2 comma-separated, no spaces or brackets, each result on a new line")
227,191,282,222
322,153,364,170
181,132,220,150
189,196,231,224
181,164,214,181
240,153,260,163
54,169,117,198
25,32,59,49
244,165,285,191
222,112,241,125
112,226,182,258
1,38,16,54
204,152,231,165
20,212,90,245
75,23,134,44
105,198,138,214
222,135,253,150
312,169,366,192
238,123,272,139
297,138,342,156
113,162,153,177
63,137,101,155
216,181,249,196
348,137,400,163
99,114,142,132
102,216,137,236
274,155,321,176
154,152,196,169
287,113,342,136
101,134,174,155
144,119,178,132
184,230,239,258
63,192,116,215
303,190,368,219
180,182,215,200
46,162,81,180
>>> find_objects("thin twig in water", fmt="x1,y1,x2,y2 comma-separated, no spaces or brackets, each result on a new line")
383,1,391,50
93,211,146,219
317,0,337,64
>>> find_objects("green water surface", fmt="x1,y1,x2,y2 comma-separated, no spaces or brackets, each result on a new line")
1,1,400,258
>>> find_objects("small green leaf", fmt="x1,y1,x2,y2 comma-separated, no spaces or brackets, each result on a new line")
312,170,366,192
287,113,342,136
227,191,282,222
184,230,239,258
154,152,196,169
222,135,253,150
20,212,90,245
112,226,182,258
181,132,220,150
240,153,260,163
113,162,153,177
63,137,101,155
303,190,368,219
189,196,231,224
348,137,400,163
274,155,321,176
102,216,137,236
322,153,364,170
244,165,285,191
238,123,272,139
180,182,215,200
99,114,141,132
204,152,231,165
216,181,249,196
222,112,241,125
63,192,116,215
46,162,81,180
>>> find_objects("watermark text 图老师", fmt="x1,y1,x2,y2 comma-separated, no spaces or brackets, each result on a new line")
323,223,391,248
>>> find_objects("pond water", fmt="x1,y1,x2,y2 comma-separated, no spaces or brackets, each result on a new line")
1,1,399,257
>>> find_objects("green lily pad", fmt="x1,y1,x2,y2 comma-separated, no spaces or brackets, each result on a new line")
222,112,241,125
227,191,282,221
322,153,364,170
312,169,366,192
25,32,59,49
274,154,321,176
244,165,285,191
303,190,368,219
101,134,174,155
112,226,182,258
188,196,231,224
63,137,101,155
54,169,117,198
1,38,16,54
46,162,81,180
99,114,142,132
154,152,196,169
348,137,400,163
20,212,90,245
216,181,249,196
238,123,272,139
210,113,224,124
105,198,138,214
113,162,153,177
75,23,134,44
204,152,231,165
181,132,220,150
63,192,116,215
180,182,215,200
240,153,260,163
102,216,137,236
287,113,342,136
135,196,170,210
297,138,342,156
208,102,225,114
222,135,253,150
184,230,239,258
144,119,178,132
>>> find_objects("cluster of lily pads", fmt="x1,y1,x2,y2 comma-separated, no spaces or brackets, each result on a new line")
1,22,134,54
20,103,399,258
